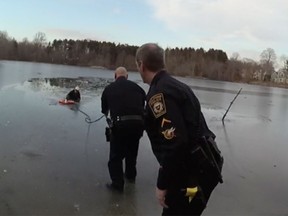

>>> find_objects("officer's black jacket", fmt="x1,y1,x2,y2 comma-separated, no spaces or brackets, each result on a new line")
101,76,146,119
145,70,215,190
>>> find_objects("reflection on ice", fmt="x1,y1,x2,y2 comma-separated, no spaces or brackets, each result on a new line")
191,84,288,98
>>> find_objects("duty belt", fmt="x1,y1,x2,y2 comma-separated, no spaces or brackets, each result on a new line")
115,115,143,121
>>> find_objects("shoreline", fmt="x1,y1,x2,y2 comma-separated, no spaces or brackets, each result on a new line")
1,59,288,90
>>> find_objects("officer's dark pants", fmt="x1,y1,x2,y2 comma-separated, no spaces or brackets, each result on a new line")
108,122,143,189
162,172,219,216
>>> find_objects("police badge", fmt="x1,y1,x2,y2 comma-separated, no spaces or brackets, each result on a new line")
148,93,166,118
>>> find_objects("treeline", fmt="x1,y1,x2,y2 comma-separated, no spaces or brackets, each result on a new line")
1,31,286,83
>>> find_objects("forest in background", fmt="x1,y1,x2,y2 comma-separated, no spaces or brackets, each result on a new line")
1,31,288,85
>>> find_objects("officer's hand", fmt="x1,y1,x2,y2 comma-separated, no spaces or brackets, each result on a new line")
156,187,168,208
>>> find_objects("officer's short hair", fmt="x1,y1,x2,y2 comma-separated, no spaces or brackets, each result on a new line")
136,43,165,72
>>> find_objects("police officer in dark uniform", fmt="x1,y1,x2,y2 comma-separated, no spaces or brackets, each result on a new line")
101,66,146,192
135,43,223,215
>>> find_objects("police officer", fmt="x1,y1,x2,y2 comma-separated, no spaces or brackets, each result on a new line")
101,66,146,192
135,43,223,215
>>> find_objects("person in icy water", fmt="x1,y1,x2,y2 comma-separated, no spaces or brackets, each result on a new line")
66,86,81,102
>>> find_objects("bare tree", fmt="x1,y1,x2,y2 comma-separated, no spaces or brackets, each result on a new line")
31,32,49,62
33,32,47,47
280,55,288,69
260,48,277,65
0,31,11,59
230,52,240,61
260,48,277,80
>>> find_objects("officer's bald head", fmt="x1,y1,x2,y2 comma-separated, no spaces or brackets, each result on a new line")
115,67,128,79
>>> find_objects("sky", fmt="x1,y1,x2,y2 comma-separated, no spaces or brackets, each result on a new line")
0,0,287,64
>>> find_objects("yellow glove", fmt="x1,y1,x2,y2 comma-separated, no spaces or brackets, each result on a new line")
185,186,198,202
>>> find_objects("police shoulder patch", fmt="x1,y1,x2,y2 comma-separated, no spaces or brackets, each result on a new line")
148,93,166,118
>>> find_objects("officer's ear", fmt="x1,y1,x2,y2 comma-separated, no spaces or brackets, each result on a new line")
136,60,141,68
137,60,144,71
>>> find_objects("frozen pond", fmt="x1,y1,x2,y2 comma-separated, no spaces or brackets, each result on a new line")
0,60,288,215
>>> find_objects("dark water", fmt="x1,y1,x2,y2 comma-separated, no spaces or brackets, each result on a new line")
0,60,288,215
